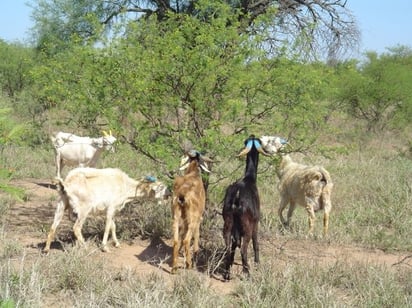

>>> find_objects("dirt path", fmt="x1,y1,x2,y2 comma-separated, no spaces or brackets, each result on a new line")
4,178,412,296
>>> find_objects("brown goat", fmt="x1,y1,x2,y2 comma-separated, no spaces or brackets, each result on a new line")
171,153,206,274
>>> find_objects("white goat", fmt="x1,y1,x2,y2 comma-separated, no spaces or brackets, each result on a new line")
51,131,117,178
43,167,171,253
260,136,334,235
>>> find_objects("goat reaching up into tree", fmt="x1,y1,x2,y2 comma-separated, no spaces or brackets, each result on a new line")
171,150,211,274
222,135,269,280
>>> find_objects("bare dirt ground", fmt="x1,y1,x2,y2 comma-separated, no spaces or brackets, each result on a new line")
4,178,412,298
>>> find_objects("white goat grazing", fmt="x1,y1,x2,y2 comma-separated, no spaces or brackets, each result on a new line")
51,131,117,179
43,168,171,253
260,136,333,235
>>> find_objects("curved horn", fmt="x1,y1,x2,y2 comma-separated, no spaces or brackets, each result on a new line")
200,162,211,173
238,139,253,157
237,147,251,157
179,156,190,170
179,162,190,171
257,145,270,156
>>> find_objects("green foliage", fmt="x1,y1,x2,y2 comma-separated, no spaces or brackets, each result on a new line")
0,40,34,97
28,2,335,177
0,106,26,201
0,299,16,308
32,0,104,54
335,46,412,131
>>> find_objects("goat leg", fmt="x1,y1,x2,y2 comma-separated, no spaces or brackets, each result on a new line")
278,198,289,227
183,230,193,269
43,200,65,253
252,227,259,264
305,203,316,235
240,235,251,276
171,215,180,274
223,241,236,281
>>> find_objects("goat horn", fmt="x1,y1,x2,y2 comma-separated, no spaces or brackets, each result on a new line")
257,146,271,156
237,147,251,157
181,156,190,165
238,139,253,157
200,163,211,173
179,162,190,171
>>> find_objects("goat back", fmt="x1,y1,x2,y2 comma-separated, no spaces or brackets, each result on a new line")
172,175,205,209
223,180,260,220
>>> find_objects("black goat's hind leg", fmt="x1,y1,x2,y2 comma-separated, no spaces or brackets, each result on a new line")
252,227,259,264
223,241,236,281
240,235,251,276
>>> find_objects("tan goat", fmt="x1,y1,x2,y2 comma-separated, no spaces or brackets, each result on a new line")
260,136,333,235
171,151,208,274
43,168,171,253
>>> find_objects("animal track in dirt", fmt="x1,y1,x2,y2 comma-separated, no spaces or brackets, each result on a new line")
4,178,412,295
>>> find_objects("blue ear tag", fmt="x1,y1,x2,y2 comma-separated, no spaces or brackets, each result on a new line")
253,140,262,149
145,175,157,182
188,149,200,158
245,140,254,149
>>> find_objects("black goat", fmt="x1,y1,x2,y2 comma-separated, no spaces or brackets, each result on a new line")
222,135,269,280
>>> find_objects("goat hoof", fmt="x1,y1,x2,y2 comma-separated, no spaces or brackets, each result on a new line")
101,246,110,252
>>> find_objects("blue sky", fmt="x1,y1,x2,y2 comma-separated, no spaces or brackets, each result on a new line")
1,1,411,56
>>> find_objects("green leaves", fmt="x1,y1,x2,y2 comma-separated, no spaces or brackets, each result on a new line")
336,47,412,131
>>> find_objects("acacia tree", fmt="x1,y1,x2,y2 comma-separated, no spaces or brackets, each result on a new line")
31,0,358,60
29,2,334,180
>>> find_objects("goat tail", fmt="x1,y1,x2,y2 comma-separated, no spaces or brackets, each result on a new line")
319,167,332,185
176,194,185,206
320,168,333,212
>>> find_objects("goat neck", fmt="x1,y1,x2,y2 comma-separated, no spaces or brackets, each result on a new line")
185,159,201,176
244,147,259,181
239,136,265,182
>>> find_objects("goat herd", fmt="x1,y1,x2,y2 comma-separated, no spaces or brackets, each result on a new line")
42,131,333,281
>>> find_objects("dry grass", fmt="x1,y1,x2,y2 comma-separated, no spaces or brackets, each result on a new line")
1,124,412,306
